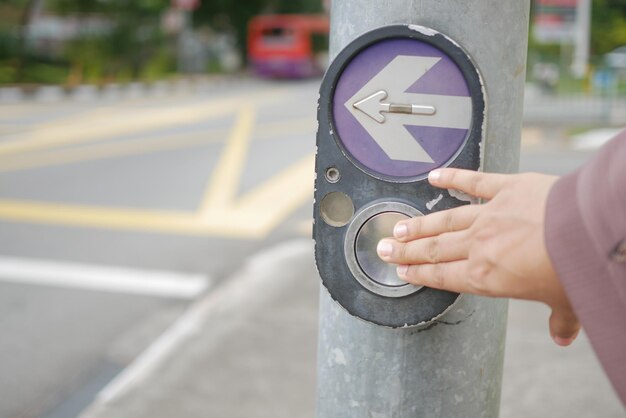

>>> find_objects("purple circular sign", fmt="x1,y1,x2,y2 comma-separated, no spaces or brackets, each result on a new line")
332,38,472,179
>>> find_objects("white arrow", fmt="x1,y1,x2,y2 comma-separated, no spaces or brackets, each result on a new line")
353,90,436,123
345,55,472,163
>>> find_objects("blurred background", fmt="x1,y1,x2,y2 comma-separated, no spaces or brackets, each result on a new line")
0,0,625,417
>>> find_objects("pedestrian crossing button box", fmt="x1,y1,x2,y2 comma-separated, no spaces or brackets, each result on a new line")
314,24,485,327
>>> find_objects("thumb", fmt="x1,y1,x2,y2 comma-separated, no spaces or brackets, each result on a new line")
549,307,581,347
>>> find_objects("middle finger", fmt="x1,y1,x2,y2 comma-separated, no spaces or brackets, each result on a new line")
377,230,470,265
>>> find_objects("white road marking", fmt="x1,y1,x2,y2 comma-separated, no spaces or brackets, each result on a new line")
92,238,312,405
0,256,210,299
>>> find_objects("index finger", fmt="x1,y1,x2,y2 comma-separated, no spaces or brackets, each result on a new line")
429,168,512,200
393,204,480,241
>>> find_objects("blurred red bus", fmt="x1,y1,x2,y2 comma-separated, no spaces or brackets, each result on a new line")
247,14,329,78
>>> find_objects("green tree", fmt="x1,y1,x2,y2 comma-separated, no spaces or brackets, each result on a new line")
2,0,324,83
49,0,172,82
591,0,626,55
528,0,626,80
2,0,46,82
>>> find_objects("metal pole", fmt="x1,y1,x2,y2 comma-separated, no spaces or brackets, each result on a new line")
572,0,591,79
177,10,191,74
316,1,531,417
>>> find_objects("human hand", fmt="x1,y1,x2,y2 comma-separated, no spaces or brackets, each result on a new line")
376,168,580,346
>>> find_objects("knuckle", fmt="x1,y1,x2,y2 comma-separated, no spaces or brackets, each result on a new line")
468,174,483,196
466,222,480,239
471,216,497,241
431,263,446,288
426,237,440,263
468,259,495,295
396,243,409,261
404,265,420,283
470,226,488,243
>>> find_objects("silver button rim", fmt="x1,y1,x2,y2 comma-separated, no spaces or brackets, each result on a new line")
344,201,424,298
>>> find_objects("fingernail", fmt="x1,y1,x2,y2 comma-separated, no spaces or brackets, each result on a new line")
429,169,441,182
552,335,575,347
397,265,408,278
394,223,408,239
377,241,393,258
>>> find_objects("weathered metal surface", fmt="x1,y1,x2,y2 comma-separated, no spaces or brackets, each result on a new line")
316,0,530,416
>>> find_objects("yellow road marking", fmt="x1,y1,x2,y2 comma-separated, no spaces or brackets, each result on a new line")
0,104,65,121
0,87,316,238
0,105,147,163
0,106,118,142
0,154,315,238
0,90,288,156
199,106,255,211
0,127,29,137
0,130,226,172
0,198,199,234
220,154,315,235
0,104,228,156
0,92,202,131
0,117,315,173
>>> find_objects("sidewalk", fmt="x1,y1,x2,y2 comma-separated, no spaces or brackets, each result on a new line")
80,239,318,418
80,239,623,418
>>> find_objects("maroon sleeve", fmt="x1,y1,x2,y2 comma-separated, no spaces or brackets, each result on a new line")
545,129,626,405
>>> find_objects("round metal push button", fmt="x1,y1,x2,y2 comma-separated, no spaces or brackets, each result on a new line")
356,212,409,287
344,202,423,298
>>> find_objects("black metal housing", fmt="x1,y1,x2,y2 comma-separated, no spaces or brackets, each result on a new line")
313,25,485,328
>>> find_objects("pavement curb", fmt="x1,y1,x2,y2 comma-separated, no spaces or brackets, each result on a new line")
0,74,251,104
79,238,317,418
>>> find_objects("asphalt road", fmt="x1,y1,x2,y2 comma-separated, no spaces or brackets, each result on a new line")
0,78,616,418
0,78,317,418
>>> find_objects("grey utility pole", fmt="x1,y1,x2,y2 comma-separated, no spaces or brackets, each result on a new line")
572,0,592,79
316,1,531,417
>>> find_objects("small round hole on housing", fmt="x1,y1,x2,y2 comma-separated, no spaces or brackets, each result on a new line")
325,167,341,183
320,192,354,227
